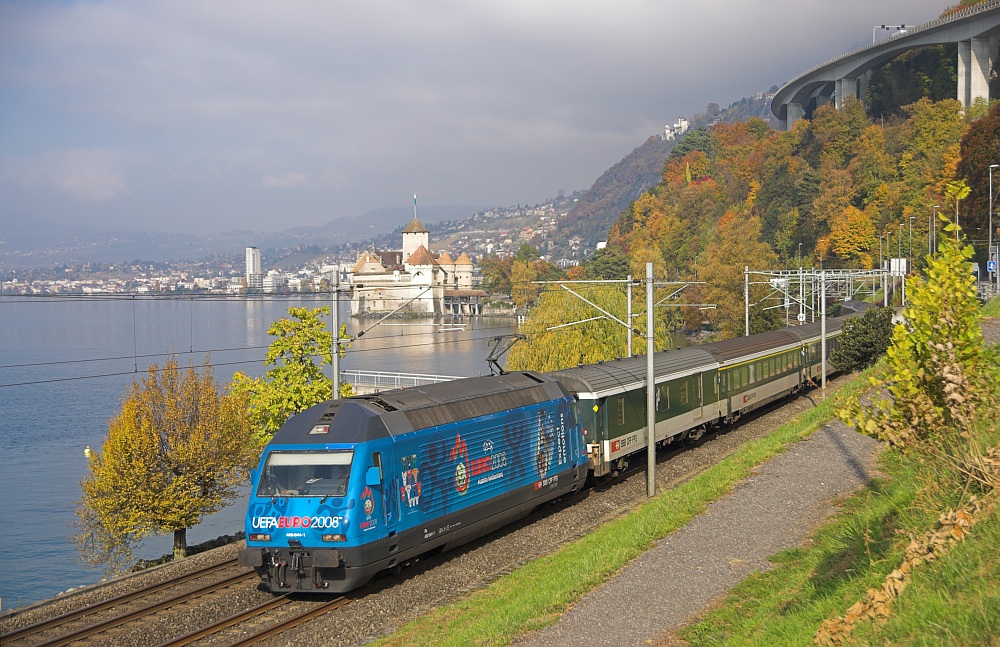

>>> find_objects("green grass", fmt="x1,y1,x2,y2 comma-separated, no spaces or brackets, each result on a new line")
374,376,871,647
680,417,1000,646
982,296,1000,318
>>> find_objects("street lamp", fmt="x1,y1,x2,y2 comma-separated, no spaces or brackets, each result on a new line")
932,205,940,254
990,164,998,290
908,216,914,274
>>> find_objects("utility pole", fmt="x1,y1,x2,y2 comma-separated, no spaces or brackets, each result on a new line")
908,216,914,275
332,271,341,400
820,269,827,395
991,165,998,291
626,275,633,357
645,263,656,497
744,266,750,337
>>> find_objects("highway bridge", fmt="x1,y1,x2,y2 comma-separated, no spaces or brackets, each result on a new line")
772,1,1000,129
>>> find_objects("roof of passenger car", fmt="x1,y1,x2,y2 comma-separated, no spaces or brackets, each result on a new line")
545,347,717,398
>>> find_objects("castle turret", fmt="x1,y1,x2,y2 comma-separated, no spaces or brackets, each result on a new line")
401,217,429,264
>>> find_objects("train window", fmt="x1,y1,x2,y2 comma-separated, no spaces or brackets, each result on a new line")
257,450,354,498
657,384,669,411
680,381,689,405
741,365,748,387
618,396,626,426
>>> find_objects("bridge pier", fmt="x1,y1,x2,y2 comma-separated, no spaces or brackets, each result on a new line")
958,36,995,108
835,78,858,109
785,101,804,130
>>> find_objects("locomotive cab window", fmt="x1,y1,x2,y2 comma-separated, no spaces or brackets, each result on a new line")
257,450,353,498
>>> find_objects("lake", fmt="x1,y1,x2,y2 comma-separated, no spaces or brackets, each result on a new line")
0,294,515,610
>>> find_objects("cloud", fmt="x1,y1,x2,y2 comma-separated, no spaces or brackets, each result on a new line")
0,0,948,235
4,149,129,202
261,171,309,188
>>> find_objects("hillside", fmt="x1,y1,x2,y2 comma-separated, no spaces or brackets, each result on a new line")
556,135,677,251
556,92,775,256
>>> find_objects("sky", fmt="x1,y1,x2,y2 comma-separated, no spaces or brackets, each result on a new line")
0,0,949,237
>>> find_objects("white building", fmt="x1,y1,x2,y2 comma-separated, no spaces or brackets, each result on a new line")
245,246,263,290
350,216,483,316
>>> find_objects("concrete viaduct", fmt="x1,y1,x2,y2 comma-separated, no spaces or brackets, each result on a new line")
771,1,1000,130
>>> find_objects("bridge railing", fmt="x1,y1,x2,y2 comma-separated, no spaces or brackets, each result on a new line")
788,0,1000,82
342,369,467,393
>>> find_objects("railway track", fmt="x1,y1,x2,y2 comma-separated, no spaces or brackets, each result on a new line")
1,559,254,647
155,595,351,646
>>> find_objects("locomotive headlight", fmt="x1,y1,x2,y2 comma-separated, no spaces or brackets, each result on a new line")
249,533,271,542
322,533,346,542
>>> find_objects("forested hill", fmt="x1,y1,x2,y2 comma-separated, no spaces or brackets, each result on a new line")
557,92,774,254
557,135,676,251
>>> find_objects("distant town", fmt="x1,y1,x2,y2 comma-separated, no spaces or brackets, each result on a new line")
0,193,593,297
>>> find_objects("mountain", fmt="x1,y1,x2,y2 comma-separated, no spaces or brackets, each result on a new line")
0,205,481,267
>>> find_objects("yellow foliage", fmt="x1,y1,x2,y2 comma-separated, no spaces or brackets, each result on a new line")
75,358,259,573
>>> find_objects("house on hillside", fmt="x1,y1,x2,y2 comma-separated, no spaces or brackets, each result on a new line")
349,216,484,317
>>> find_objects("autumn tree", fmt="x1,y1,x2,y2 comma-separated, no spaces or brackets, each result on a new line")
697,208,779,338
955,100,1000,244
75,358,258,573
232,307,338,439
479,254,513,294
510,259,540,312
829,205,876,265
505,282,676,372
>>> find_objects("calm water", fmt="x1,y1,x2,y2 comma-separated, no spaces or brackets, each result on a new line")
0,294,515,610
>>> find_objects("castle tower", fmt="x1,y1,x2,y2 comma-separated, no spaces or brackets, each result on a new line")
401,216,429,264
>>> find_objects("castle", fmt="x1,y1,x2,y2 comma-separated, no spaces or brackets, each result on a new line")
349,216,485,316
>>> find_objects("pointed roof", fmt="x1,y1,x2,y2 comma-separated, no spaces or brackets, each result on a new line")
352,250,386,274
406,245,436,266
436,251,455,265
455,252,473,266
401,216,429,234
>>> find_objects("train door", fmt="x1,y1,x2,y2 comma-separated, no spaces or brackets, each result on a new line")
363,451,399,559
692,375,704,422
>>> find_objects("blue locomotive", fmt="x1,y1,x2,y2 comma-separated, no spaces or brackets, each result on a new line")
239,315,850,593
238,371,588,593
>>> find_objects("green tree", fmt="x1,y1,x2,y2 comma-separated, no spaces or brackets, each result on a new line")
830,307,895,372
582,246,630,280
232,307,335,439
75,358,258,573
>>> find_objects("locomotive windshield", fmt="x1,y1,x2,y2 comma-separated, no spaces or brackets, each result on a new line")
257,450,354,498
